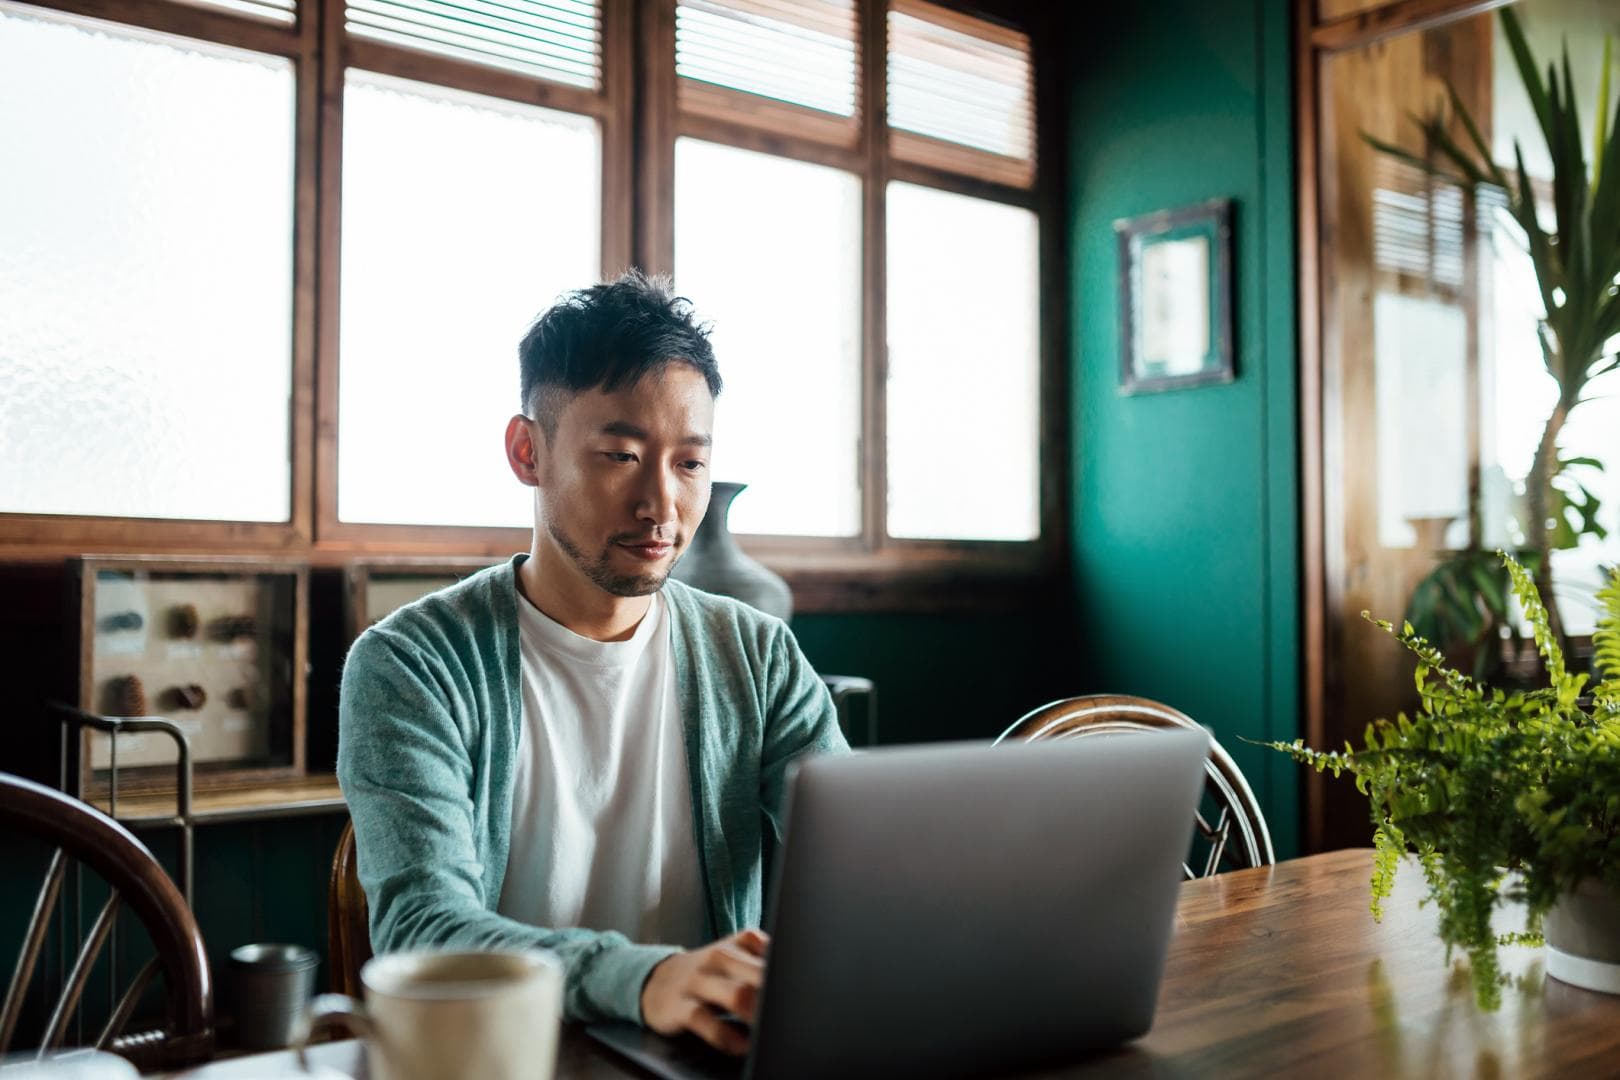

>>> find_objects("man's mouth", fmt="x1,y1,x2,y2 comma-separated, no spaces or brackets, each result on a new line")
617,539,675,562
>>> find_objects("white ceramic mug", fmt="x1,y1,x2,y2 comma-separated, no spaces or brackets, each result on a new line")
297,949,562,1080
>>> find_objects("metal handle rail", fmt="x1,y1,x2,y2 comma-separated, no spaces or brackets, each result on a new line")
48,701,194,908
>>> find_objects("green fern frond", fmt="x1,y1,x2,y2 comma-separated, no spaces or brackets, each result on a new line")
1594,566,1620,711
1362,611,1476,697
1257,738,1359,778
1371,821,1405,922
1500,551,1566,684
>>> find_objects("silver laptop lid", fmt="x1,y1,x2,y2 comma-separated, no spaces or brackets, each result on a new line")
748,730,1208,1080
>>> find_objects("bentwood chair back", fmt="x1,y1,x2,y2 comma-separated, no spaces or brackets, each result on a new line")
328,820,371,996
996,695,1275,878
0,772,212,1070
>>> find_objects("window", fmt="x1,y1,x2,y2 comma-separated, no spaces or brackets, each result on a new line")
337,72,601,528
346,0,601,86
668,0,1045,551
676,0,858,118
321,0,622,545
1,0,1053,596
0,1,295,524
673,138,863,537
885,181,1039,541
886,0,1033,180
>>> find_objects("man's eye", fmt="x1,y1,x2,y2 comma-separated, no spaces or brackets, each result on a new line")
605,451,637,463
680,460,707,473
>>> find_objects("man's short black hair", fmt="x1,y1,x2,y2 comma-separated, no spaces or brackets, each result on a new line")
518,270,722,442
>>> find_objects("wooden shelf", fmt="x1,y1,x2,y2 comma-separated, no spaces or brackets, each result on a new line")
92,774,346,825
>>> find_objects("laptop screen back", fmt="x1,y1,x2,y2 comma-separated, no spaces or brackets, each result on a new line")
747,732,1208,1080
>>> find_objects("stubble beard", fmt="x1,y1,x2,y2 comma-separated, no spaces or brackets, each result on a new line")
544,514,680,597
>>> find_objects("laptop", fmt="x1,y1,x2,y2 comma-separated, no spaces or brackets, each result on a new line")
588,731,1208,1080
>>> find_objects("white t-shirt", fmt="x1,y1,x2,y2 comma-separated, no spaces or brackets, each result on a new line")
497,589,708,948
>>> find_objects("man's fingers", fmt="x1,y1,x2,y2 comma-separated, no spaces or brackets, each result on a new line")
731,928,769,957
703,942,765,987
682,1000,750,1057
688,970,760,1024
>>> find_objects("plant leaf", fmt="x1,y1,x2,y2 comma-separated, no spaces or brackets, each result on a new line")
1596,35,1613,189
1502,551,1566,684
1360,131,1474,187
1447,78,1509,190
1501,7,1557,152
1594,566,1620,711
1411,109,1493,189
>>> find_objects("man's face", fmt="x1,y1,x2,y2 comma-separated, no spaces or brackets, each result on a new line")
532,365,714,597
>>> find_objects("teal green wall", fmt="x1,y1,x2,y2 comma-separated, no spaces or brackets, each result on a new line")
1066,0,1301,856
794,610,1074,747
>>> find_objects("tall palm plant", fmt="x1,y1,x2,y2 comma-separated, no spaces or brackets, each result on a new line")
1369,7,1620,661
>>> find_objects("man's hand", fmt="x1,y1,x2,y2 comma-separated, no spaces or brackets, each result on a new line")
640,929,769,1056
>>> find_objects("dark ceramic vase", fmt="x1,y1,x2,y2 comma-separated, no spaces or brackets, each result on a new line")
672,481,793,620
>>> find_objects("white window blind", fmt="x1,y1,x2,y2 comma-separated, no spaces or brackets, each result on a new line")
1371,157,1471,289
887,0,1033,167
346,0,600,89
181,0,295,24
676,0,858,117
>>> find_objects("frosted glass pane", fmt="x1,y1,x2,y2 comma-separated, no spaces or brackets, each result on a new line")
673,138,861,537
0,4,295,522
886,181,1039,541
1373,293,1469,550
338,71,600,527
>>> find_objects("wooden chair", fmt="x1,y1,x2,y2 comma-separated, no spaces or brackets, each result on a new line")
327,819,371,996
996,695,1276,878
0,772,212,1069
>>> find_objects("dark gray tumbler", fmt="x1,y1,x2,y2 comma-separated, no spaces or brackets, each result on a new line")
228,943,319,1051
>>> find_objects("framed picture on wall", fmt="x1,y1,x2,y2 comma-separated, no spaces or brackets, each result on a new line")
1115,198,1235,394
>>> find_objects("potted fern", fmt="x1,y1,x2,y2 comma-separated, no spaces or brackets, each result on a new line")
1270,552,1620,1010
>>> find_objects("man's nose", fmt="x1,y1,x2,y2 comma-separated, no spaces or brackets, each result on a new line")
636,465,678,531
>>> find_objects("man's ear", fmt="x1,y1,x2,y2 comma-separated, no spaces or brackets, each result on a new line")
505,414,543,488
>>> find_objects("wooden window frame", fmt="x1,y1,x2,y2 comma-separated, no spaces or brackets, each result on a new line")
312,0,634,556
643,0,1066,598
0,0,317,556
1295,0,1515,848
0,0,1066,612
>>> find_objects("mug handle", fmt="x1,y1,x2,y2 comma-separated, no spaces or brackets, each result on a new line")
295,992,374,1073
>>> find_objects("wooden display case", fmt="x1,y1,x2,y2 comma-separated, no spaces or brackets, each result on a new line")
343,557,502,642
70,555,309,803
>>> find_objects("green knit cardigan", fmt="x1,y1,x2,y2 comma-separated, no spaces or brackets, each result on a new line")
337,555,847,1023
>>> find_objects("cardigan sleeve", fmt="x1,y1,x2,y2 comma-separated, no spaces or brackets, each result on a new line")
337,628,679,1023
758,619,851,837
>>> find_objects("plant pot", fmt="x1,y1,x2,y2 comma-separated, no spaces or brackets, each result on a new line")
1545,878,1620,994
670,481,793,620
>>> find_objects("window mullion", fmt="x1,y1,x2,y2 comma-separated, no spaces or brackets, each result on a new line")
312,0,345,540
289,0,322,545
635,0,677,275
601,0,634,275
860,0,886,554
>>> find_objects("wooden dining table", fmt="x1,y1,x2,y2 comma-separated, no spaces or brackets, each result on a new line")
160,849,1620,1078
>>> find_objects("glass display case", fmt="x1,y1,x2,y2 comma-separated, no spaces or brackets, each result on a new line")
71,556,308,802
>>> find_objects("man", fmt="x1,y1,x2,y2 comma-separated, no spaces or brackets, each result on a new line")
337,271,848,1056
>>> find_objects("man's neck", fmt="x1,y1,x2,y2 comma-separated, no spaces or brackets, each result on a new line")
518,540,652,643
